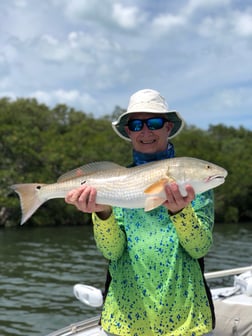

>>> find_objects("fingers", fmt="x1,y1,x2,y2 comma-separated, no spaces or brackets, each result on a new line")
65,186,97,213
65,186,86,204
163,183,195,213
65,186,111,215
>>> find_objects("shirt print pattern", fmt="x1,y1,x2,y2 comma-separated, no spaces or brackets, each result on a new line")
93,190,214,336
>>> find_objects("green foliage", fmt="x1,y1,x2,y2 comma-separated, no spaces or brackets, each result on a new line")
173,124,252,223
0,97,251,227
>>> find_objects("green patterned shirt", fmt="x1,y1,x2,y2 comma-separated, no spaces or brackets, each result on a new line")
92,190,214,336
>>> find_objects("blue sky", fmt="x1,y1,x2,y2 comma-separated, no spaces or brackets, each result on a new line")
1,0,252,130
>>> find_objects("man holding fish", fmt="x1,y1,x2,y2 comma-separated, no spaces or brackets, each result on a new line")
65,89,217,336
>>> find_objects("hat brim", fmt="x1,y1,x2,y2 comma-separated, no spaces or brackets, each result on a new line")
112,111,184,141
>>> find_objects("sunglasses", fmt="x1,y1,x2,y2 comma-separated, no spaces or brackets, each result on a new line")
127,117,168,132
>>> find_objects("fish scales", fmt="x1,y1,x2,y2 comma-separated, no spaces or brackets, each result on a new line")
87,162,168,207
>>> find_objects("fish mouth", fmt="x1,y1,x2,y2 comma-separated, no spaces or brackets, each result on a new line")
205,175,226,182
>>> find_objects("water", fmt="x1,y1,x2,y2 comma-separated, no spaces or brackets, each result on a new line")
0,225,107,336
0,223,251,336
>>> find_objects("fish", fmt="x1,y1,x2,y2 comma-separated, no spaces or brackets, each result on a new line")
10,157,228,225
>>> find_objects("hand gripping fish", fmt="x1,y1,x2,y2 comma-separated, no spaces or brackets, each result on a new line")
11,157,228,225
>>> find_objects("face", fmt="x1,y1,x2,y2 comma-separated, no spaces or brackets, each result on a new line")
124,113,174,153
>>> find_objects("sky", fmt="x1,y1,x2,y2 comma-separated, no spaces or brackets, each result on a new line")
0,0,252,130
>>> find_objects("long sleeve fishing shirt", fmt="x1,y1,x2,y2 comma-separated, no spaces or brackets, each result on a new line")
92,190,214,336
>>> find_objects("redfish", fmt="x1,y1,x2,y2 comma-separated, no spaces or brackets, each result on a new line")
11,157,228,225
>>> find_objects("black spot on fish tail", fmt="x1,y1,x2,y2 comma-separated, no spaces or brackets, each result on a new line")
81,180,86,185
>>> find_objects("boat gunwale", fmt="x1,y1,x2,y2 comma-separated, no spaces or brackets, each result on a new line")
46,316,100,336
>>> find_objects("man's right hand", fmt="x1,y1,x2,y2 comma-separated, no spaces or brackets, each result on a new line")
65,186,112,219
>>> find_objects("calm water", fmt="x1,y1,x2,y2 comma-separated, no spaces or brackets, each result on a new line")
0,223,252,336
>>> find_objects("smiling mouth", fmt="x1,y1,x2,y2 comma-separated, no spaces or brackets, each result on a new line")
141,140,156,144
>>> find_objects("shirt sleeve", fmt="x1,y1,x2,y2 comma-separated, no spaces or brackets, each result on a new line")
170,190,214,259
92,210,126,260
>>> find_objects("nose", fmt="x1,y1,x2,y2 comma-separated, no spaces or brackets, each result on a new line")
141,122,152,133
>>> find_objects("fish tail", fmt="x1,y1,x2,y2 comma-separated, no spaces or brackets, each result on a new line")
10,183,46,225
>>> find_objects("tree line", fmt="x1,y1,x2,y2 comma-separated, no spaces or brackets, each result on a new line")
0,97,251,227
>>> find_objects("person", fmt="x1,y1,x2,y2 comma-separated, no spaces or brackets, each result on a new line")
65,89,215,336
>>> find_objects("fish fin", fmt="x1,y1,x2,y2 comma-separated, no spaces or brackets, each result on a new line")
57,168,86,182
57,161,123,182
10,183,46,225
144,197,166,211
144,177,175,194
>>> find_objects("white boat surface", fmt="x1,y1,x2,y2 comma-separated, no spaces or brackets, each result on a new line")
46,265,252,336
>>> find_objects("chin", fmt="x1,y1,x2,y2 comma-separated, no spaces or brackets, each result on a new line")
138,145,159,153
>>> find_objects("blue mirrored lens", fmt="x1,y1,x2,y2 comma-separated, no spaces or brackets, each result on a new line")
128,119,143,131
147,118,164,130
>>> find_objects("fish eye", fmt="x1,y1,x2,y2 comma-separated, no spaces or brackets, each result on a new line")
206,165,211,169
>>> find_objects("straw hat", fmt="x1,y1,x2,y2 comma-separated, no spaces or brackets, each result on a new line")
112,89,184,141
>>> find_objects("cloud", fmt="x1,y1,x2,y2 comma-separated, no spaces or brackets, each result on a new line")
184,0,231,16
63,0,145,31
14,0,27,8
112,3,146,29
232,10,252,36
151,0,232,35
152,13,186,33
208,87,252,113
180,86,252,129
0,0,252,130
29,89,98,113
63,0,111,23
